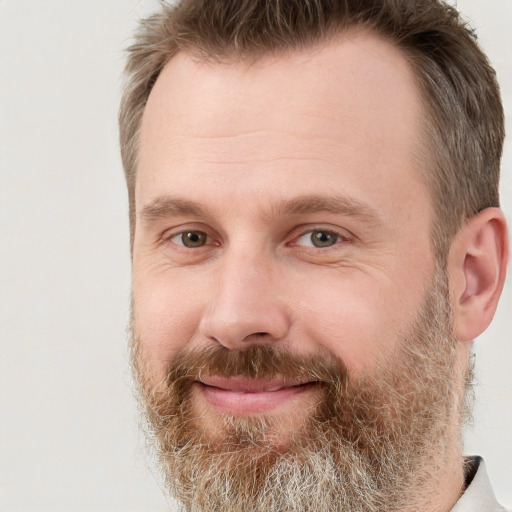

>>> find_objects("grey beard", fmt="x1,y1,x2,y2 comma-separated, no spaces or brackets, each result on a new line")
132,266,470,512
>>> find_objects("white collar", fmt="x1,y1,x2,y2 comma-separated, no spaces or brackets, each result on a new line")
450,457,506,512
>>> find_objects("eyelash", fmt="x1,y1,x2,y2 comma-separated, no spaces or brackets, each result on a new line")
161,226,351,251
163,229,214,248
291,228,349,249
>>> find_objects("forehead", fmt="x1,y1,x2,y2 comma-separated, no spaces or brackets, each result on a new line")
137,31,429,224
142,32,421,138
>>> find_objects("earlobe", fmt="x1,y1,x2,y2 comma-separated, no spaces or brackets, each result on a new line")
450,208,509,342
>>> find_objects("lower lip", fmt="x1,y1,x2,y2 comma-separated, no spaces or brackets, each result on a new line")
196,382,315,415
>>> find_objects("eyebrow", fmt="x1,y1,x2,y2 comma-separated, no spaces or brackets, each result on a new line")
141,197,207,222
271,194,382,225
140,193,382,226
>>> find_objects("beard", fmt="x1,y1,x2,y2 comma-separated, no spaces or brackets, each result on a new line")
131,265,471,512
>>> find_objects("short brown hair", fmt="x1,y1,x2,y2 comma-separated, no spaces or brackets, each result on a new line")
119,0,504,256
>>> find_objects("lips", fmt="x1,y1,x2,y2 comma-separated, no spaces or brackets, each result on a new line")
199,376,303,392
195,377,316,415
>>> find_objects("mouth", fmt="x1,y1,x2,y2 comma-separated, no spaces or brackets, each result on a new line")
195,377,318,415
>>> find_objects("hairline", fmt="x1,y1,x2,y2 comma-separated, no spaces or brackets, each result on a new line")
127,29,445,259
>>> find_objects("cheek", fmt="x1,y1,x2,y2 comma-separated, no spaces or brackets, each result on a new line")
293,270,421,372
132,271,204,380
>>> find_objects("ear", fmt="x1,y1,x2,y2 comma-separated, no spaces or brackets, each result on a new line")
448,207,509,342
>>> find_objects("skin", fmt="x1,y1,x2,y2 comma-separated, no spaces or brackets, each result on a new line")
132,32,509,511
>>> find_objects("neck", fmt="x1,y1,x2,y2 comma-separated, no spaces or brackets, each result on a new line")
399,438,465,512
404,339,471,512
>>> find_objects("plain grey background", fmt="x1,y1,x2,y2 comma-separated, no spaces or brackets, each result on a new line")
0,1,510,510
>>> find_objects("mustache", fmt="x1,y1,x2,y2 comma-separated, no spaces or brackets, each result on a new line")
165,344,349,388
157,344,357,437
149,343,407,458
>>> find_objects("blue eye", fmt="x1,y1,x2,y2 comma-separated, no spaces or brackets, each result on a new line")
171,231,209,248
296,230,342,248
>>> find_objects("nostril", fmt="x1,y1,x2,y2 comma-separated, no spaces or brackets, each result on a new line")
241,332,270,342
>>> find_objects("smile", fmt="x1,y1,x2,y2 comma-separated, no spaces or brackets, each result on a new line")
195,377,316,415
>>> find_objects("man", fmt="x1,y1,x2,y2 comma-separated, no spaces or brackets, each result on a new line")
119,0,509,511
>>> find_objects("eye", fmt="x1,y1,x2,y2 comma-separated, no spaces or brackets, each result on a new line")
295,229,344,248
170,230,209,248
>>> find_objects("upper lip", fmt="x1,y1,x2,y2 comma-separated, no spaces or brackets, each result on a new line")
198,377,308,392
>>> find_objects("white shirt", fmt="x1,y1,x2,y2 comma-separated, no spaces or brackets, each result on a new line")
451,457,507,512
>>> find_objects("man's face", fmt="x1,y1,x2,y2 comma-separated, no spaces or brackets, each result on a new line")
131,34,460,510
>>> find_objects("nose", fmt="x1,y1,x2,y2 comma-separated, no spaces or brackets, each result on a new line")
198,250,291,350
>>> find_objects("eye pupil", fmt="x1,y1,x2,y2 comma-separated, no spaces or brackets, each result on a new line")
311,231,337,247
182,231,207,247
